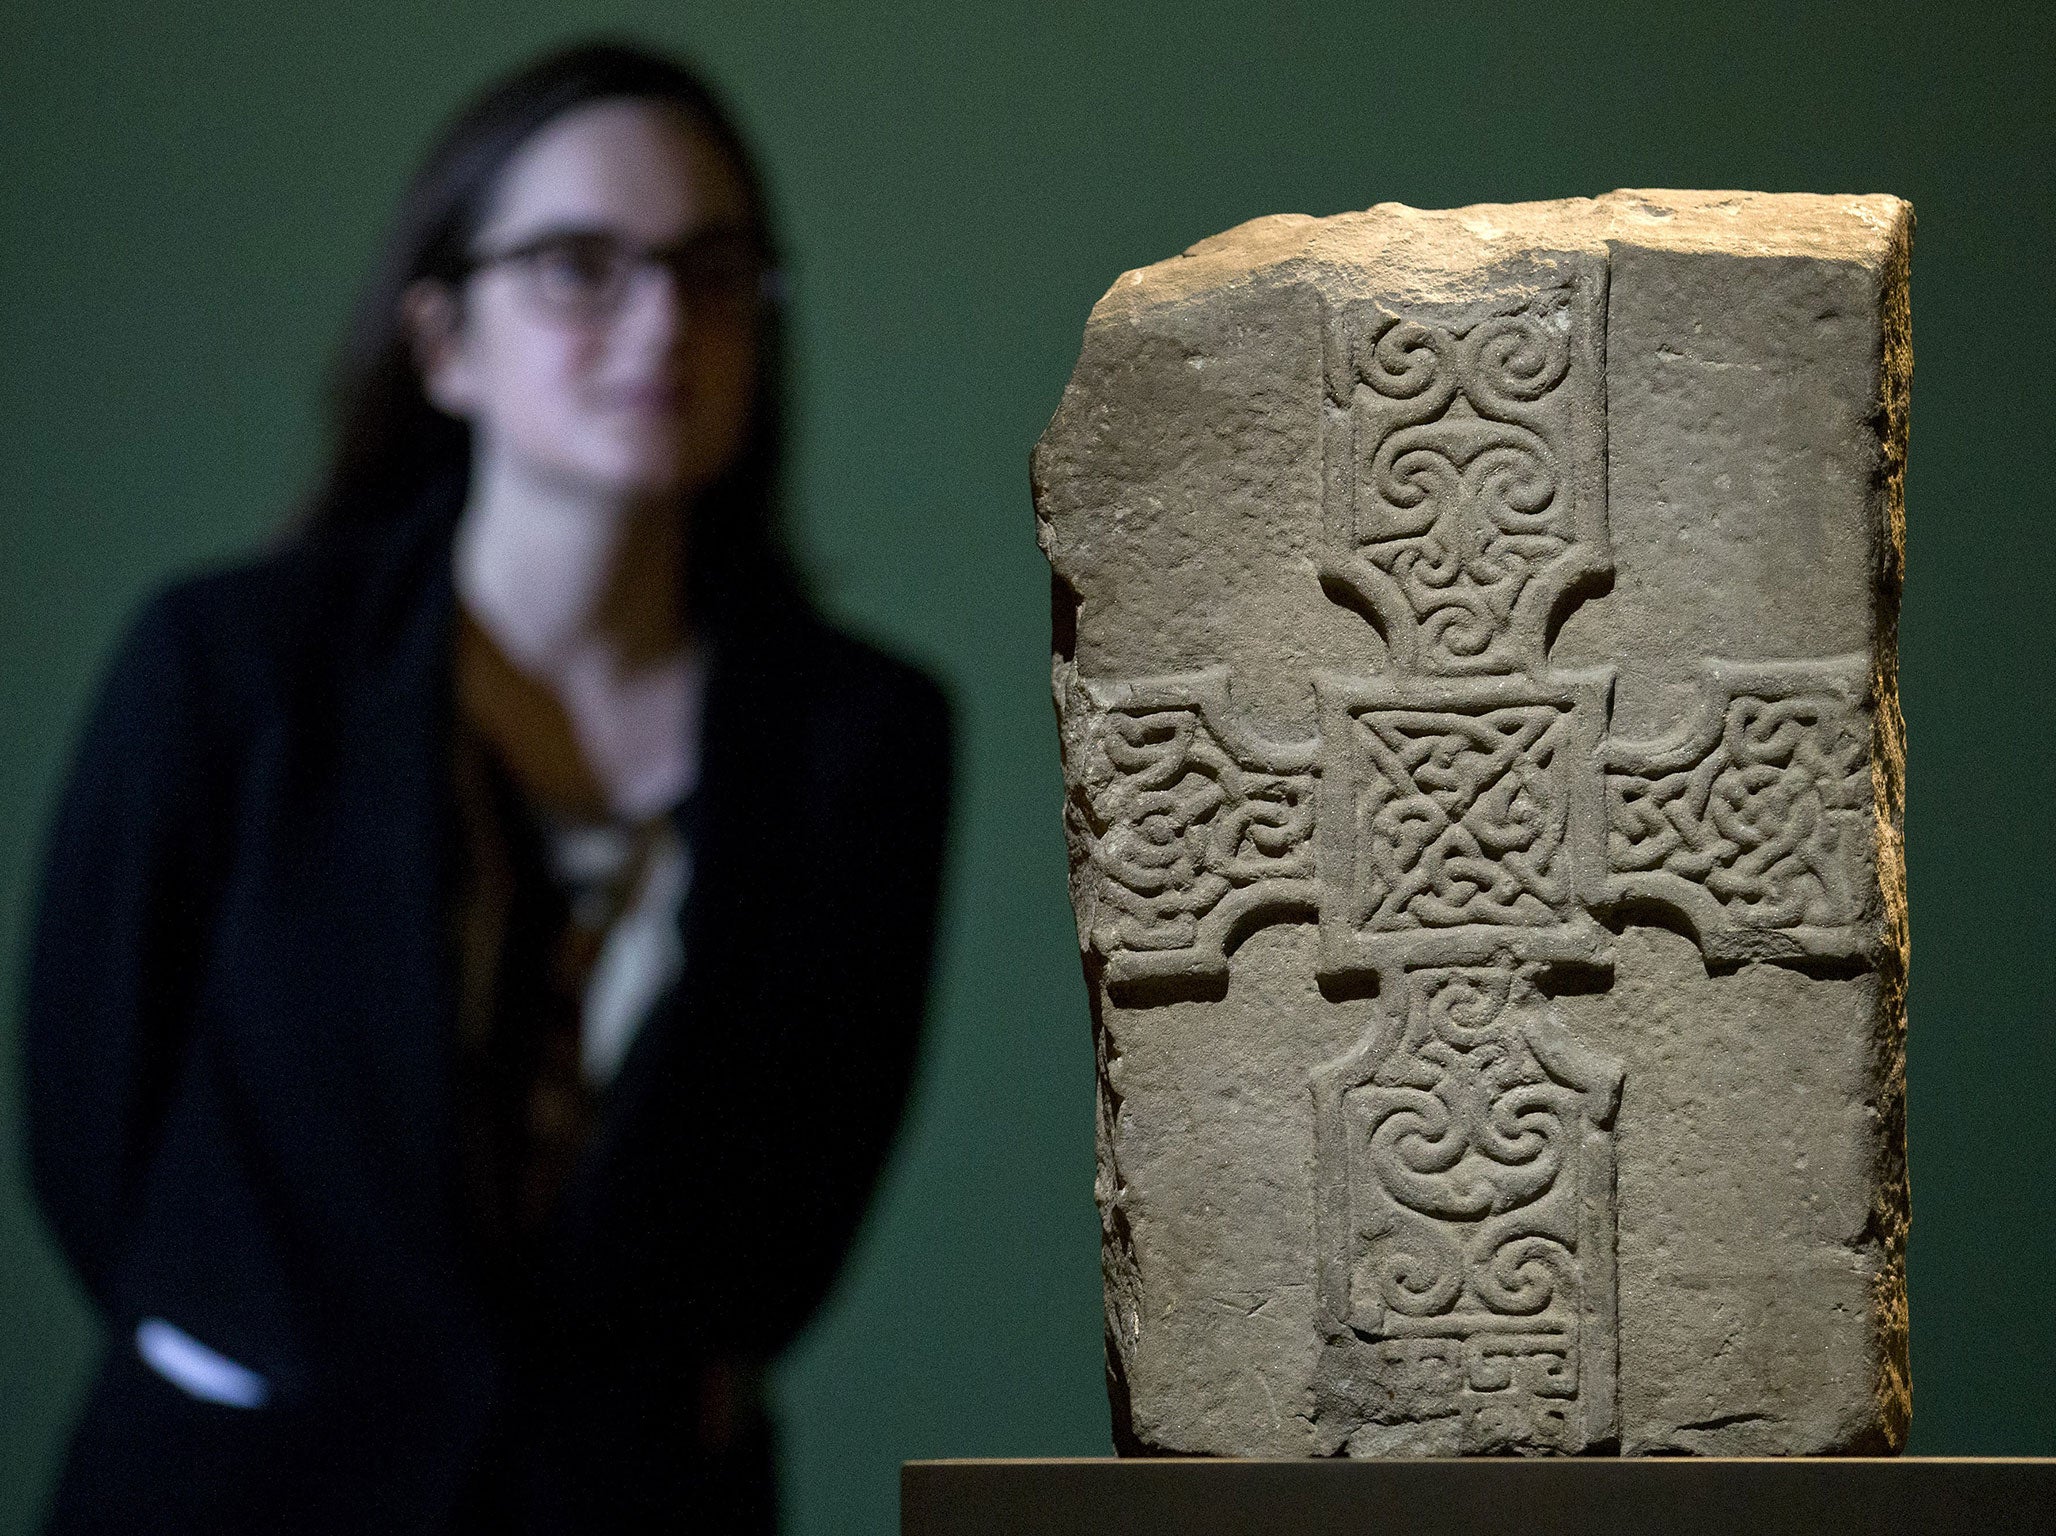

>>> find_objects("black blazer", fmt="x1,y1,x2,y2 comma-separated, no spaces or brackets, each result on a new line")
20,505,951,1534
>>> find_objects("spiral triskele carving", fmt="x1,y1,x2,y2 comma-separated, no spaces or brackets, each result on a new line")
1317,965,1621,1451
1362,318,1447,401
1473,1235,1574,1317
1371,1221,1465,1317
1372,433,1561,540
1423,967,1513,1050
1362,1029,1573,1223
1464,313,1572,407
1334,293,1590,677
1344,971,1599,1309
1360,310,1572,413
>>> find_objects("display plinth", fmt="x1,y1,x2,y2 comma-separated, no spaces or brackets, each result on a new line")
903,1458,2052,1535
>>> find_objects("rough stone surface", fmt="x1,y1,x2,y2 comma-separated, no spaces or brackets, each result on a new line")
1033,191,1911,1457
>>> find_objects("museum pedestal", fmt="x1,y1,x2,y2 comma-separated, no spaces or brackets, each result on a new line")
902,1457,2053,1535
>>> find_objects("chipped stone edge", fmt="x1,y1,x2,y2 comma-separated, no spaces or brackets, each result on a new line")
1863,198,1914,1454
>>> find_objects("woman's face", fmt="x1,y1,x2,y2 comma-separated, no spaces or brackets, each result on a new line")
417,98,761,504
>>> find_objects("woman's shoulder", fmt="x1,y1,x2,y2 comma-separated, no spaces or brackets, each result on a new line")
789,614,945,705
119,507,455,708
747,609,951,749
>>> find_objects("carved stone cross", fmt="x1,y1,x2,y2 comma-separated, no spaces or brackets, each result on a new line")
1037,192,1909,1456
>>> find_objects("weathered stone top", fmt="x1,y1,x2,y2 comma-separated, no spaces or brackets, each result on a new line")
1081,191,1909,319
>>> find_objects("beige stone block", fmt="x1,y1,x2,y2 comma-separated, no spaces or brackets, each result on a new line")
1035,191,1910,1456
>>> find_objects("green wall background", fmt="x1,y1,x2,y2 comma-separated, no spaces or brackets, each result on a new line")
3,2,2051,1530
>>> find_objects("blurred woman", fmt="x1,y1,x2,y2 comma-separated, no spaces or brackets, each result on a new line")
22,40,950,1535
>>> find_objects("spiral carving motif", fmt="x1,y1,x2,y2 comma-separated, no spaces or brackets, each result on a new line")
1317,967,1621,1452
1333,294,1591,677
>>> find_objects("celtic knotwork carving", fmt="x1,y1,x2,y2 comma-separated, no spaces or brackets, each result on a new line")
1312,967,1622,1452
1604,661,1876,965
1350,704,1575,929
1057,664,1317,987
1321,276,1609,677
1316,671,1609,977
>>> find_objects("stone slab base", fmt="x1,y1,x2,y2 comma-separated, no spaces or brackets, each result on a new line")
903,1458,2050,1535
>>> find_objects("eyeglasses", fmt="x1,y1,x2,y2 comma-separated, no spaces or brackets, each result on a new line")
463,226,777,322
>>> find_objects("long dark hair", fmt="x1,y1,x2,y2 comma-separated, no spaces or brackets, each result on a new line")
305,39,802,629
